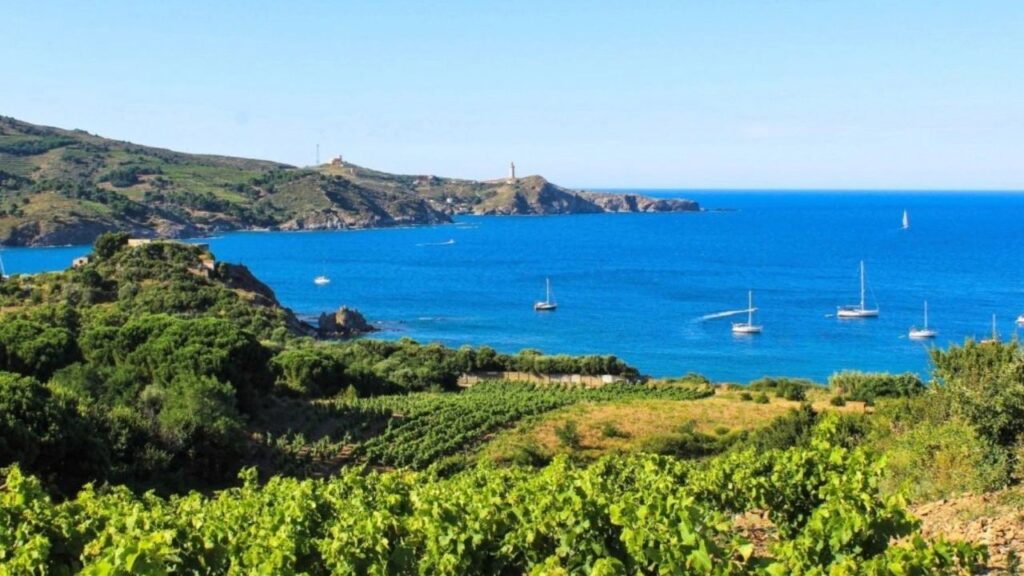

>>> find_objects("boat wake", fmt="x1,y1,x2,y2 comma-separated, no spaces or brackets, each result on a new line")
416,239,456,247
699,308,755,321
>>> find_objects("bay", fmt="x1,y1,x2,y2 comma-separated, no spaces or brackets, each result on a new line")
4,191,1023,382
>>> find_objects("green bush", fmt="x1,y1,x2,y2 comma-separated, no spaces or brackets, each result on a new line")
554,419,581,450
750,377,815,401
754,392,770,404
600,422,628,439
830,395,846,406
931,341,1024,448
878,418,1008,502
828,370,925,402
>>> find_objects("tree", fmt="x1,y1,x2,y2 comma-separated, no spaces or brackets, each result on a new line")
92,231,130,259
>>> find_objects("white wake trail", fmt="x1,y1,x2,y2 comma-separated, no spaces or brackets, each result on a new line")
698,308,755,321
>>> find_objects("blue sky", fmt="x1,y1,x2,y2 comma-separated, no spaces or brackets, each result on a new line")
4,1,1023,189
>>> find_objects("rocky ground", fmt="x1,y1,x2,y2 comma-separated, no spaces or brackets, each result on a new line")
912,488,1024,574
732,487,1023,573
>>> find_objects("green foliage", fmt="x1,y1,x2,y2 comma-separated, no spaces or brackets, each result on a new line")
0,319,78,380
931,340,1024,448
876,417,1008,502
554,419,581,450
92,231,129,259
0,135,75,155
601,422,629,439
351,382,711,469
749,377,816,401
270,345,347,396
754,392,770,404
0,416,986,575
0,372,105,491
828,370,925,402
829,394,846,406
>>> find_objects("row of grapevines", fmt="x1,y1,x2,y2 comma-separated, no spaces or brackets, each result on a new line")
350,381,712,467
1,414,986,575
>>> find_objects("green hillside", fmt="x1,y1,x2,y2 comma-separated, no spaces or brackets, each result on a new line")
0,116,700,246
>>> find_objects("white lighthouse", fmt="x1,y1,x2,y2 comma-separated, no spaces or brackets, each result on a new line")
508,161,516,183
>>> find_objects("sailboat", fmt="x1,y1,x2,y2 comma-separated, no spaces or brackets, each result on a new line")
1016,312,1024,327
731,290,762,334
901,210,909,230
837,260,879,318
534,278,557,311
313,260,331,285
908,301,936,339
0,249,6,279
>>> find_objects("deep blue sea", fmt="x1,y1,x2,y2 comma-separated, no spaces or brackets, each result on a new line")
4,192,1024,382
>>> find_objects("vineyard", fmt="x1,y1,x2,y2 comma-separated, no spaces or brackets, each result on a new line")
348,381,714,468
0,414,984,575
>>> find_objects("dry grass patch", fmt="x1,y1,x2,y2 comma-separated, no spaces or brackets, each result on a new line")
485,395,808,460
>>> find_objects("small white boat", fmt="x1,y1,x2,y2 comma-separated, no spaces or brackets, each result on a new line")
314,275,330,286
901,210,909,230
0,249,6,279
837,260,879,318
731,290,762,335
1016,313,1024,327
908,301,937,339
534,278,557,311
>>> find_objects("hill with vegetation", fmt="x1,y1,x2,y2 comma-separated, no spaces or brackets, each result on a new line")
2,236,1023,573
0,116,700,246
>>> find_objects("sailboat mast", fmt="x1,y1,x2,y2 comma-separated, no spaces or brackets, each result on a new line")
923,301,928,329
546,278,551,304
748,290,753,324
859,261,866,310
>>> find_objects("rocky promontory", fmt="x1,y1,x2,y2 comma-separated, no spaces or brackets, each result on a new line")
0,116,701,247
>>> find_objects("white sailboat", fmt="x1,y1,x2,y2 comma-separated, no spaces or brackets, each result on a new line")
908,301,937,339
314,275,330,285
0,249,6,279
901,210,909,230
534,278,557,311
731,290,763,334
1016,312,1024,327
837,260,879,318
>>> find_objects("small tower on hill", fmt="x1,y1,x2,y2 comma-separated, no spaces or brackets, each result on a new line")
508,161,516,183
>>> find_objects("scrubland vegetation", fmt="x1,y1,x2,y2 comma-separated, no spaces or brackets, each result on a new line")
2,233,1024,573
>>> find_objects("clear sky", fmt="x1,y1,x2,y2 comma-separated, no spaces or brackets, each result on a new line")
4,1,1023,189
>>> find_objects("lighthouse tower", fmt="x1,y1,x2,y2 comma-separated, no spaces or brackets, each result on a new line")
508,161,516,183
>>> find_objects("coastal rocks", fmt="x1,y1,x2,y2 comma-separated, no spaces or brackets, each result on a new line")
465,176,702,217
279,204,451,232
587,193,700,213
317,306,377,338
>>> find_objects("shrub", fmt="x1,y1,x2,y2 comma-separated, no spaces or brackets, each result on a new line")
600,422,628,439
931,341,1024,448
878,418,1008,502
739,391,753,401
750,377,815,401
747,403,818,452
830,395,847,406
754,393,770,404
828,371,925,402
92,231,130,260
554,420,581,450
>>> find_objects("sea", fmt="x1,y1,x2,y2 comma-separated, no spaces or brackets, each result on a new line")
4,191,1024,382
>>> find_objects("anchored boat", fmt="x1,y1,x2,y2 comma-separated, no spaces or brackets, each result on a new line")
837,260,879,319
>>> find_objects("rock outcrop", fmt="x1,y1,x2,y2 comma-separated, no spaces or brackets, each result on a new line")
317,306,377,338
